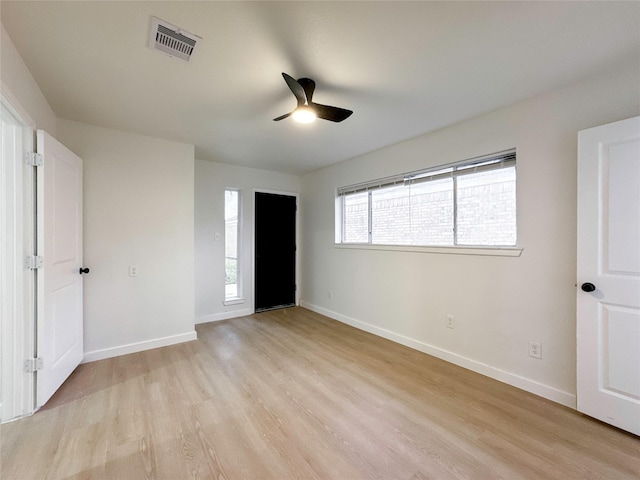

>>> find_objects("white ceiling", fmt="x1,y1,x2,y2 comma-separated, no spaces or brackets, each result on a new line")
2,1,639,175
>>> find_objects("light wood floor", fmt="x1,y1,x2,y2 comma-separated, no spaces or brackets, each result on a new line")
2,307,638,479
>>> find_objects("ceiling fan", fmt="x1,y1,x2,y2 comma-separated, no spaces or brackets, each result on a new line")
273,72,353,124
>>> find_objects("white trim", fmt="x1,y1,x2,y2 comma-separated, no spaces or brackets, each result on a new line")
82,331,197,364
1,94,36,423
335,243,523,257
300,301,576,408
196,307,253,324
223,298,245,306
0,82,36,129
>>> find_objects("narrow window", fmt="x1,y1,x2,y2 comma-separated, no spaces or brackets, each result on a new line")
225,189,241,300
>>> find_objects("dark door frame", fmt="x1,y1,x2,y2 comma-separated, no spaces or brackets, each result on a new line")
252,189,299,312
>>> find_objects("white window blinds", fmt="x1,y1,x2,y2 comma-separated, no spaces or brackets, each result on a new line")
337,149,517,247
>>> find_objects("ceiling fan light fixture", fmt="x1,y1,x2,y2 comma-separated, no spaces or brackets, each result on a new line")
274,73,352,123
292,106,317,124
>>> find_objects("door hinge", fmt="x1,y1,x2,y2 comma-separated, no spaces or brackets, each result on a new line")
24,357,44,373
25,152,44,167
25,255,44,270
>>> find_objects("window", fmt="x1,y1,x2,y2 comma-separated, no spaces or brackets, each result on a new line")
337,150,516,247
225,189,242,300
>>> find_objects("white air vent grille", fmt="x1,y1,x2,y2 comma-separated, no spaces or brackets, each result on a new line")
149,17,200,62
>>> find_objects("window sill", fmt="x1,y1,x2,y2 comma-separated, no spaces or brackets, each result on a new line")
223,298,245,306
334,243,523,257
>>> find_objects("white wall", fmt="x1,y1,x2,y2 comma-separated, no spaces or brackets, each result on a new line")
300,61,640,407
57,120,196,362
195,160,301,323
1,24,56,134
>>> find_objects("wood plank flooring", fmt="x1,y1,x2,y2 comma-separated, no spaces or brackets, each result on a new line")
2,307,639,479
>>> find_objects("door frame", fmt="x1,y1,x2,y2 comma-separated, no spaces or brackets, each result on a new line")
252,189,300,311
1,89,37,422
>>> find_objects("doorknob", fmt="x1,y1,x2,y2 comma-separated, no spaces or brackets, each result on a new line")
581,282,596,292
79,267,90,274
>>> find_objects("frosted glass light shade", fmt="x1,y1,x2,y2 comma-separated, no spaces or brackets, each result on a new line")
292,107,316,123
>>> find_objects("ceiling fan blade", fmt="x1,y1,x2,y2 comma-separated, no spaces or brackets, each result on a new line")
311,103,353,122
297,78,316,103
273,111,293,121
282,72,306,106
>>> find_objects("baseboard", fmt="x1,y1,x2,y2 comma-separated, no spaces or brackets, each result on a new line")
82,330,198,364
195,307,254,324
300,300,576,409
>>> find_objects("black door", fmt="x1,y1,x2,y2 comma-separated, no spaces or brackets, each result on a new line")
255,192,296,312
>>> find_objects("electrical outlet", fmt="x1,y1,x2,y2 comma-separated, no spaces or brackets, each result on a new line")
329,290,333,300
129,266,138,277
528,341,542,359
446,315,455,329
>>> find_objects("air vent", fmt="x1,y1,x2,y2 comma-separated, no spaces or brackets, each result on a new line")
148,16,201,62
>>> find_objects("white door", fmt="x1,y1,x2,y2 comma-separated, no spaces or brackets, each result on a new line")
577,116,640,436
36,130,84,408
